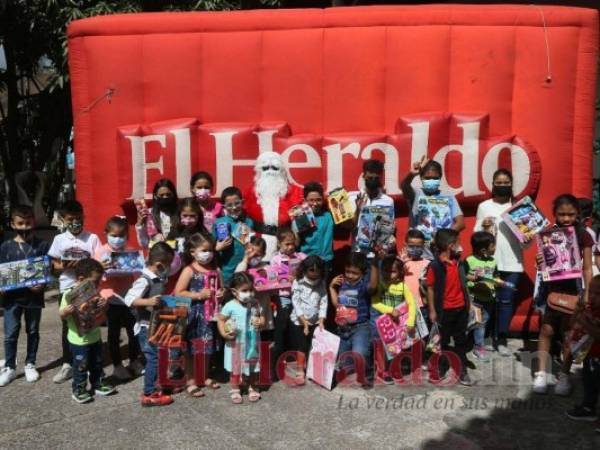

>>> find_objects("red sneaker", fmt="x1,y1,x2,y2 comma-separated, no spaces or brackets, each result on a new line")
140,391,173,407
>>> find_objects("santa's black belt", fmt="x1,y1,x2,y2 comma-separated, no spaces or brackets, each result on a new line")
255,223,278,236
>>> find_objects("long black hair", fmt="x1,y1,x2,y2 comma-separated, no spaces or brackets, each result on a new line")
151,178,179,236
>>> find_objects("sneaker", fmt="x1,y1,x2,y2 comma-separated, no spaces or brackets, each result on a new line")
566,405,597,422
94,381,117,396
24,363,40,383
459,371,473,386
72,388,93,404
555,372,572,396
376,372,394,385
0,367,17,387
112,364,131,381
472,346,490,362
53,363,72,384
126,359,144,377
140,391,173,407
497,345,512,357
533,371,549,394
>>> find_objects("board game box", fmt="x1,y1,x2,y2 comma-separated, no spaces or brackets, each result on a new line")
327,187,355,224
0,256,52,292
501,196,550,243
536,226,582,282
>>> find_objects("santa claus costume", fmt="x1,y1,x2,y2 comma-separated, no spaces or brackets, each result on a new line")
244,152,303,259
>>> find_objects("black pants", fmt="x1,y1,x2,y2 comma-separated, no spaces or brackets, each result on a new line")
107,304,140,366
289,323,317,359
438,307,469,376
582,356,600,412
272,303,292,376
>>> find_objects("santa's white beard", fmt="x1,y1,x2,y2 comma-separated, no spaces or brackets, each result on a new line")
255,172,288,226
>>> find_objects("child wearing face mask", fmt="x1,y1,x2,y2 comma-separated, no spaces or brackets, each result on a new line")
425,229,472,386
93,216,143,381
401,157,465,257
213,186,255,287
402,229,430,320
174,232,224,397
190,171,222,232
290,256,328,384
123,242,175,407
174,198,208,254
135,178,179,249
48,200,101,384
0,205,50,387
217,272,265,404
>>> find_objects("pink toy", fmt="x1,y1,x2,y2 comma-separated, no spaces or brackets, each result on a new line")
203,271,220,321
248,264,292,291
375,303,418,358
536,226,582,282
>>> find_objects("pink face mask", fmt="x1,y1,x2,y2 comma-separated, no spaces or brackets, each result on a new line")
180,216,197,227
194,188,211,201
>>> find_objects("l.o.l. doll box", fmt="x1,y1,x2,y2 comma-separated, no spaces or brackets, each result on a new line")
0,256,52,292
501,196,550,244
307,328,340,390
536,226,582,282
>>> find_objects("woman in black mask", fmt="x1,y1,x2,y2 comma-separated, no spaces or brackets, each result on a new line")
473,169,524,357
135,178,180,249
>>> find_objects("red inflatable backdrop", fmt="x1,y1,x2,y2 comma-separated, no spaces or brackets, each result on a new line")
67,5,599,332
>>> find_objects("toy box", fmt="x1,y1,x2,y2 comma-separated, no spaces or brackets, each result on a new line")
0,256,52,292
289,203,317,234
66,280,107,336
501,196,550,243
327,187,355,224
203,271,221,321
232,222,252,245
148,296,192,348
354,205,395,254
134,198,158,236
375,303,429,358
248,264,293,291
307,328,340,390
536,226,582,282
215,222,230,241
106,250,145,275
61,247,91,261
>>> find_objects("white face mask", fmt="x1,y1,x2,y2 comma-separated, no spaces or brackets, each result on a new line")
237,291,254,303
194,251,213,264
304,276,320,286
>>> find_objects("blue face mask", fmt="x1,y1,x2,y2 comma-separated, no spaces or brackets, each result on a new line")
107,235,126,249
406,245,424,259
422,178,441,193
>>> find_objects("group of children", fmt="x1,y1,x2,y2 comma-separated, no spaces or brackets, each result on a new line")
0,160,599,432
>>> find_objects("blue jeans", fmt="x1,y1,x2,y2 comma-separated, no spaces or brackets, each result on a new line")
473,303,490,347
3,303,42,369
70,341,104,392
495,272,521,345
137,327,158,395
337,321,372,381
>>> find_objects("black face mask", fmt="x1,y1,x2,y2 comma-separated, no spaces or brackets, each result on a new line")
365,178,381,191
154,196,175,209
15,228,33,239
492,185,512,198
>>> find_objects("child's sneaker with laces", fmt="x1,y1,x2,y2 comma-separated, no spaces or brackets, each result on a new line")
24,364,40,383
94,381,117,396
0,367,17,387
566,405,597,422
472,346,490,362
72,388,93,404
53,363,72,384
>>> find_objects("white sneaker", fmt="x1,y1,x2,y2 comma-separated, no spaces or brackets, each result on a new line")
0,367,17,387
53,363,72,384
533,371,549,394
24,363,40,383
497,345,512,357
555,372,572,396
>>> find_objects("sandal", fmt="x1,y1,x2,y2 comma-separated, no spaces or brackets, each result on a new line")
248,387,261,403
230,389,243,404
186,385,205,398
205,378,221,390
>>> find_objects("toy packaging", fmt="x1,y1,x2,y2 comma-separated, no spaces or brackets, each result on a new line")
107,251,145,275
148,296,192,348
61,247,91,261
134,198,158,237
426,323,441,354
202,271,221,321
232,222,252,245
289,203,317,234
501,196,550,243
327,187,355,224
536,226,582,282
467,303,483,331
248,263,293,291
307,328,340,390
481,216,498,236
354,205,395,254
375,303,429,359
215,222,230,241
0,256,52,292
414,196,455,243
66,280,107,336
